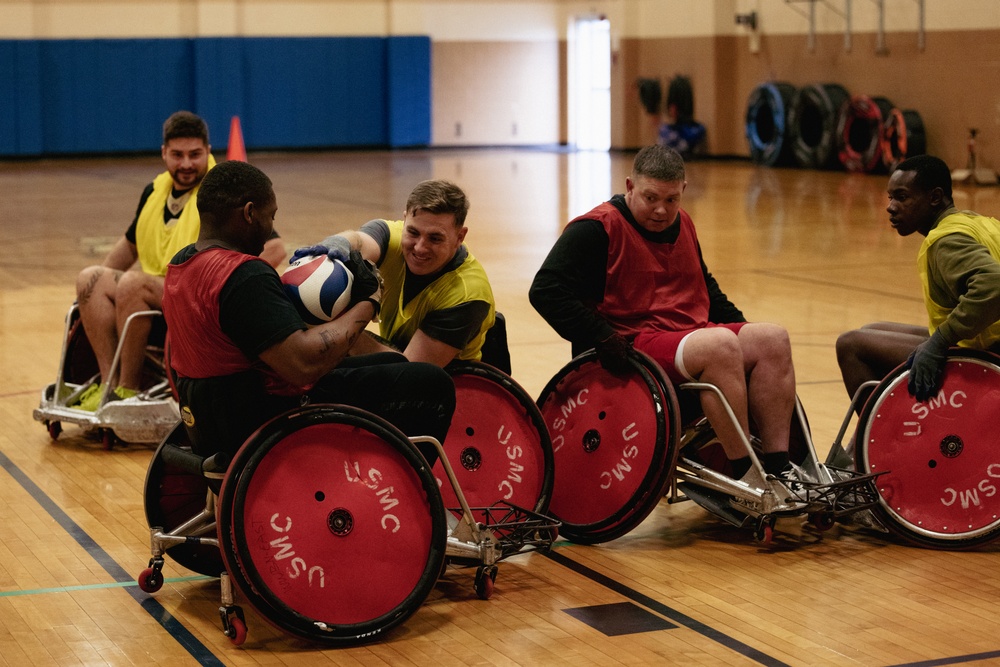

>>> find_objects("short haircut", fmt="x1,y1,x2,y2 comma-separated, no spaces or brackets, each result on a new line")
405,179,470,227
632,144,686,183
197,160,273,219
895,154,952,199
163,111,209,146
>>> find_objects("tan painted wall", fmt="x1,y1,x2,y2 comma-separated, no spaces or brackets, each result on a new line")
623,28,1000,168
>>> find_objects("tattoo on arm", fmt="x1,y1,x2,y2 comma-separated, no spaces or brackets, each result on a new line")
78,270,103,306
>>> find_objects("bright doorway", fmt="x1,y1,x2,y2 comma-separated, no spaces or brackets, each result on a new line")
568,15,611,151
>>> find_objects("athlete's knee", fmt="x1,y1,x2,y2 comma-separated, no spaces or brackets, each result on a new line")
686,328,743,376
116,272,163,309
76,265,110,302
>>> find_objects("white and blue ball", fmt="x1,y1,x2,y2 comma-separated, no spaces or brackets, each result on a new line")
280,255,354,324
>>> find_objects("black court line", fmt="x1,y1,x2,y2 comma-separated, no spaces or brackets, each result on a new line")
888,651,1000,667
0,449,225,666
544,549,791,667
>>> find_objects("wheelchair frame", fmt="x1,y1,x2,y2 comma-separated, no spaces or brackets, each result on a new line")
33,304,178,446
139,407,559,647
537,349,882,545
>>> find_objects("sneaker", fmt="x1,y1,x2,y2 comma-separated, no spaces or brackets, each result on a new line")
73,383,103,412
776,463,807,495
114,386,138,401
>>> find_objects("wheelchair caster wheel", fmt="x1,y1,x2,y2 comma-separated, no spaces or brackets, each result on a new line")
809,512,835,532
221,605,248,646
474,565,498,600
228,617,248,646
138,567,163,593
754,518,775,544
47,421,62,440
102,430,119,450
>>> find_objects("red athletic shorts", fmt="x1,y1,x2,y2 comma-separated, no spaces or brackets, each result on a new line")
633,322,747,383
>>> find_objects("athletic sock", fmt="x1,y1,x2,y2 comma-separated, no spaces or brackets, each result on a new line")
729,455,752,479
761,451,790,475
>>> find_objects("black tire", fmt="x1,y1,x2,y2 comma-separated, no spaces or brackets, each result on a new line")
788,83,850,169
143,423,226,577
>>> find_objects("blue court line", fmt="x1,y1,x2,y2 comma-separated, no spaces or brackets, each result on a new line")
544,549,792,667
0,449,225,666
0,575,214,597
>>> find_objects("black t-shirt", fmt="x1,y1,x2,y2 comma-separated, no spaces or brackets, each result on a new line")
529,194,744,350
127,182,281,244
171,245,304,360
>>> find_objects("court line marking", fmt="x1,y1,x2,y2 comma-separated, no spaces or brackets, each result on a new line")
0,576,214,598
544,549,792,667
888,651,1000,667
0,448,225,667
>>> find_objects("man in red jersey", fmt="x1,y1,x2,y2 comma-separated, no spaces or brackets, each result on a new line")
530,144,798,487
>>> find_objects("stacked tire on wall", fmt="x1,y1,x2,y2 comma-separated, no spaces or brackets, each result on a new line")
837,95,895,172
880,108,926,171
745,82,797,166
746,80,926,172
787,83,850,169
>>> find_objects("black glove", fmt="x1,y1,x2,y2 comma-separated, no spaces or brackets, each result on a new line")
906,332,950,401
290,235,352,265
595,333,633,375
344,249,382,316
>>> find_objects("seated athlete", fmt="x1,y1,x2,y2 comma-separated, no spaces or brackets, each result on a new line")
837,154,1000,407
73,110,285,410
162,160,455,463
292,179,496,369
530,144,799,488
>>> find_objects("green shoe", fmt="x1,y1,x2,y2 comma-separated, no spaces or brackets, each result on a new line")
74,383,104,412
113,386,138,400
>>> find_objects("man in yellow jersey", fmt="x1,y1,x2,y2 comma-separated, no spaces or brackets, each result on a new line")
73,111,285,410
294,179,495,369
837,154,1000,405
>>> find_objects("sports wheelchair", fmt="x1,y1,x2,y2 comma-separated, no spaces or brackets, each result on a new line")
536,349,881,545
826,349,1000,549
33,303,178,448
138,360,558,646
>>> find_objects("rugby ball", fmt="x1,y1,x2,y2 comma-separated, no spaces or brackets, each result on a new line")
280,255,354,324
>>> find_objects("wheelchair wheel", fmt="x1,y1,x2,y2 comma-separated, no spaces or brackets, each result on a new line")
143,423,224,577
437,362,554,520
536,350,680,544
217,405,447,645
856,350,1000,549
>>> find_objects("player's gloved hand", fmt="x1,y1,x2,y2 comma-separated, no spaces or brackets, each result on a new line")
595,333,633,375
906,332,950,401
344,249,382,317
290,235,352,265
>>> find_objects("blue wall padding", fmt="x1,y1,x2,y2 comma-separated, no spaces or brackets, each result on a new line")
0,40,44,154
0,35,431,156
386,36,432,147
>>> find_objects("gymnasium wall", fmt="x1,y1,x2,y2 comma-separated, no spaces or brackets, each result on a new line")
0,0,998,169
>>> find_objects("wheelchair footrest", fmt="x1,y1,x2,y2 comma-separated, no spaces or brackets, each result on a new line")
451,503,561,561
676,482,752,528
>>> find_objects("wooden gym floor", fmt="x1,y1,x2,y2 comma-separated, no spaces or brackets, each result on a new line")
2,149,1000,666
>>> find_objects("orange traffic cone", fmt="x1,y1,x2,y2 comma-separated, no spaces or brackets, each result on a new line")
226,116,247,162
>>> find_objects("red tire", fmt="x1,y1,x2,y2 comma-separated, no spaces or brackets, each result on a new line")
536,350,679,544
857,350,1000,549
